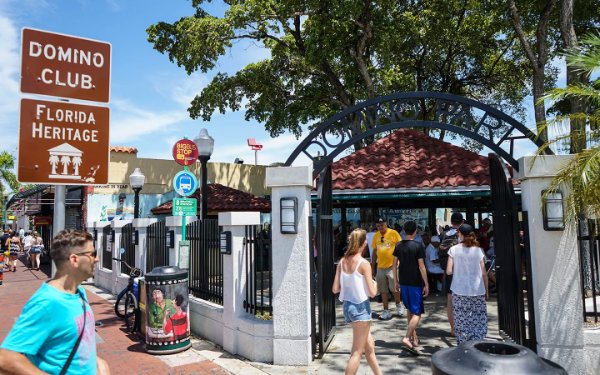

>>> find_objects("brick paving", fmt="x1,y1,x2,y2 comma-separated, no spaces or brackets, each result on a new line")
0,257,232,375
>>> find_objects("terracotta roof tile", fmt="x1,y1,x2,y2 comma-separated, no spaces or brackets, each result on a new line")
110,146,138,154
332,129,491,190
151,183,271,215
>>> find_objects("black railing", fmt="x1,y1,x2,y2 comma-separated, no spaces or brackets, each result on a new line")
243,225,272,317
578,219,600,323
187,219,223,305
146,221,167,273
102,226,112,270
120,223,135,274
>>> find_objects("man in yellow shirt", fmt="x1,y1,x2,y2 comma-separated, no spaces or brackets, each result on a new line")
371,217,404,320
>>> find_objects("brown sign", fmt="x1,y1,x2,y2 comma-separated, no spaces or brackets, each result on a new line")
34,216,52,225
18,98,109,185
21,28,111,102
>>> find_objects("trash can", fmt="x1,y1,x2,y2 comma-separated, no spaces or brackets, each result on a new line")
431,341,567,375
144,266,191,354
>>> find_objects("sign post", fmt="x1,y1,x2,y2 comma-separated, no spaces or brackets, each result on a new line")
172,139,199,268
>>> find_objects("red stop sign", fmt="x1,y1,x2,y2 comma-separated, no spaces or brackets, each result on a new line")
172,139,198,166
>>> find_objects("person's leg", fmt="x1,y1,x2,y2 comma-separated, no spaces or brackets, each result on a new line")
364,328,382,375
346,321,369,375
34,253,41,270
403,312,421,348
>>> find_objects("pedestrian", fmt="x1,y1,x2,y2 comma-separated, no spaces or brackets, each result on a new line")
0,229,110,374
438,212,464,336
30,231,44,271
7,232,21,272
446,224,489,345
371,217,404,320
23,231,33,269
332,229,382,375
425,236,444,293
393,220,429,353
1,229,10,270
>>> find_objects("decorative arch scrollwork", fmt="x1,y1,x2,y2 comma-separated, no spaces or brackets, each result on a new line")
284,92,550,178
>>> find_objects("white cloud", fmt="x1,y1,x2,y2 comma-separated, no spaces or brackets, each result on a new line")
0,14,21,149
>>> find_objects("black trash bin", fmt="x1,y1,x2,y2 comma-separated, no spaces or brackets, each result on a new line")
144,266,191,354
431,341,567,375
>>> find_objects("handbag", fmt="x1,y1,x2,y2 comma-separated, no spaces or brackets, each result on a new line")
60,293,87,375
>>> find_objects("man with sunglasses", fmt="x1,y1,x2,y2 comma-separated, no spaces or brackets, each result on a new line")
371,217,403,320
0,229,110,374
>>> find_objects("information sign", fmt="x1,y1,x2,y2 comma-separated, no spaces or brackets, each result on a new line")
172,139,198,166
173,170,198,197
172,198,197,216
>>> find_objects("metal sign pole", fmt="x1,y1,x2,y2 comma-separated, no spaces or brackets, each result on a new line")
52,185,66,276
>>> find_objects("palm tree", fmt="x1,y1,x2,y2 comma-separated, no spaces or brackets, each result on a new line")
60,155,71,175
72,156,82,176
49,154,59,175
0,152,20,227
540,33,600,222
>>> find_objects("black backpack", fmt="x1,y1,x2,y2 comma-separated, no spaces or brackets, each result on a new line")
438,229,459,270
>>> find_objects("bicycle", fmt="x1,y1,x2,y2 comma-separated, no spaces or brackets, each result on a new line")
113,252,143,333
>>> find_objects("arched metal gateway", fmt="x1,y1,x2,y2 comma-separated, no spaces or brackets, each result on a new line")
284,92,549,357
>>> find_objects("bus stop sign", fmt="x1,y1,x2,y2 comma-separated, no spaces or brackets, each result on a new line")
173,170,198,197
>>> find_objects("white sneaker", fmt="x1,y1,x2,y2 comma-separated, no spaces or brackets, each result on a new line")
396,303,405,317
379,310,392,320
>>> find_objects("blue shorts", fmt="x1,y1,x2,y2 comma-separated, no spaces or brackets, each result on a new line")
343,300,372,323
400,285,424,315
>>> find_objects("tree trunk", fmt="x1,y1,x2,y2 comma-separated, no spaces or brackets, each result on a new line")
532,67,548,143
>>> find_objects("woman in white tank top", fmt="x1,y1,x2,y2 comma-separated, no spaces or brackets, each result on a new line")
332,229,382,375
446,224,489,345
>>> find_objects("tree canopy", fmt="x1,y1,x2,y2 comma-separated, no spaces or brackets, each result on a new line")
148,0,534,149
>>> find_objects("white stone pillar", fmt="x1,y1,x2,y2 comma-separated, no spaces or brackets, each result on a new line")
517,155,585,374
165,216,198,267
133,218,158,274
219,211,261,356
266,165,313,365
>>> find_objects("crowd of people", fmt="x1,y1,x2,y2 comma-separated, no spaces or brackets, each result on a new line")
0,228,45,276
332,213,495,374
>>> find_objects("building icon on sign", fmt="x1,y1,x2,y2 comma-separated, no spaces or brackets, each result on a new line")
48,143,83,180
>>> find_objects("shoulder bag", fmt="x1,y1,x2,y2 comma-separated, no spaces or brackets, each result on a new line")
60,293,87,375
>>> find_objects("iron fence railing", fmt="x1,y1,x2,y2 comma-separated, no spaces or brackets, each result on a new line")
187,219,223,305
243,225,272,317
146,221,167,273
120,223,135,274
578,219,600,324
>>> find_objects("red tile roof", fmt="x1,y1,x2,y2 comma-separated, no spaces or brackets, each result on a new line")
332,129,491,190
110,146,138,154
151,183,271,215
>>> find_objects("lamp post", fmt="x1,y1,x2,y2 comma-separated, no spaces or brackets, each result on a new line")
194,128,214,219
129,168,145,219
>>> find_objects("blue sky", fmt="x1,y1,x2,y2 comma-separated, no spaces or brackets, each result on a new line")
0,0,564,174
0,0,301,167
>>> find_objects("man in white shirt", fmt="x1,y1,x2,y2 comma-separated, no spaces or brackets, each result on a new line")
425,236,444,293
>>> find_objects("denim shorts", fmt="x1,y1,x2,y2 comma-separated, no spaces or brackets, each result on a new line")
343,300,372,323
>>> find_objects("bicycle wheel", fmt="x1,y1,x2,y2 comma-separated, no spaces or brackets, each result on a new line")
124,293,137,333
114,289,129,318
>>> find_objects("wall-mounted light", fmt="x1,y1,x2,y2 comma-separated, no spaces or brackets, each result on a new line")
542,190,564,231
220,231,232,254
132,230,139,246
109,229,115,243
280,197,298,234
166,230,175,248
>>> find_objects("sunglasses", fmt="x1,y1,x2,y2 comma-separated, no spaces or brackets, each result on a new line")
75,250,97,258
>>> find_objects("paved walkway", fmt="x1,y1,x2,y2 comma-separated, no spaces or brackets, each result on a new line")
1,257,501,374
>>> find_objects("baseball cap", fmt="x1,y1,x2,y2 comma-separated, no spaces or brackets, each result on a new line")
459,223,475,235
376,217,387,225
431,236,440,243
450,212,464,225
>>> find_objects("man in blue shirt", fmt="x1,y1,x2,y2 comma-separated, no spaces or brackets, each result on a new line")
0,229,110,374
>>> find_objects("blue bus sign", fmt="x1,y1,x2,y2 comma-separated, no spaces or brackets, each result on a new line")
173,170,198,197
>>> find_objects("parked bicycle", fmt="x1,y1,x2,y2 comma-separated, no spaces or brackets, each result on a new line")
113,249,143,333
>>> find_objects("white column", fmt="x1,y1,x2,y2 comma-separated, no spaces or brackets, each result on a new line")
219,211,261,355
517,155,585,374
166,216,198,267
132,218,158,274
266,165,313,365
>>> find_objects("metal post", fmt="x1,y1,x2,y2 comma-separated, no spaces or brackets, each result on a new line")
52,185,66,276
133,187,141,219
255,149,258,165
199,156,209,220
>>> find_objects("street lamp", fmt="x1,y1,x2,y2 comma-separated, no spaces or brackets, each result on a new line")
194,128,214,219
129,168,145,219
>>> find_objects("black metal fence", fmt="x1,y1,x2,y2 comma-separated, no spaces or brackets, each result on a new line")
146,221,168,273
119,223,135,274
243,225,272,317
102,226,112,270
578,219,600,324
187,219,223,305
